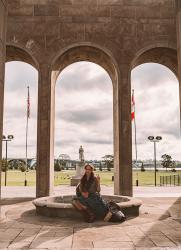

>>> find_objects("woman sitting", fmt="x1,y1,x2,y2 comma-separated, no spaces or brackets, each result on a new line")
72,164,109,223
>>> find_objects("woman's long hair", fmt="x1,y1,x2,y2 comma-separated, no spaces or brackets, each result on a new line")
80,166,95,192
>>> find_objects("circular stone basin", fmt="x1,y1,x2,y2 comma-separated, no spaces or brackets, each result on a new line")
33,195,142,218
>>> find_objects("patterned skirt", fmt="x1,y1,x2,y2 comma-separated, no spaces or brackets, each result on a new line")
76,193,109,219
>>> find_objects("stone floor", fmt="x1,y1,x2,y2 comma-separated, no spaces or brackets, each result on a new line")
1,186,181,198
0,186,181,249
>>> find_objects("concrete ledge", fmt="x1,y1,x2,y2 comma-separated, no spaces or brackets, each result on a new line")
33,195,142,218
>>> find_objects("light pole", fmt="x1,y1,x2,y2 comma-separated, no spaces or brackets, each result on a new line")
2,135,14,186
148,136,162,186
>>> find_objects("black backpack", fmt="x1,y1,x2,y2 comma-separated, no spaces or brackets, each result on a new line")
107,201,126,222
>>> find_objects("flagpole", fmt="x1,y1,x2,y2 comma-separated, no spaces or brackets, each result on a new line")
132,89,139,186
132,89,138,163
25,86,29,186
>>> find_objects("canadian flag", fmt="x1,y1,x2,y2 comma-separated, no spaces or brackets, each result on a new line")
131,90,135,121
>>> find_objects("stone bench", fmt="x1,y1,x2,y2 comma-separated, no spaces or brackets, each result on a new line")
33,195,142,219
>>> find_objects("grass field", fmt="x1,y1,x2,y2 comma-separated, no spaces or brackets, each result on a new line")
1,169,181,186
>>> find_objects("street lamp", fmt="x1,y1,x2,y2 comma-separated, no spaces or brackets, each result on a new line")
2,135,14,186
148,136,162,186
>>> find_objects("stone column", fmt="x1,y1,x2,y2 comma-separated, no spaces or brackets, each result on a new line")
113,65,132,196
176,0,181,130
0,0,7,201
36,64,55,197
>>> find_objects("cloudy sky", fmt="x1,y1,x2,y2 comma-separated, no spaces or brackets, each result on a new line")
3,61,180,161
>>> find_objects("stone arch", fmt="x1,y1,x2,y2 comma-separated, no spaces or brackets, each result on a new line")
131,45,178,78
36,43,133,197
49,44,126,194
6,44,39,70
131,45,181,129
4,44,39,195
131,44,181,143
51,43,120,87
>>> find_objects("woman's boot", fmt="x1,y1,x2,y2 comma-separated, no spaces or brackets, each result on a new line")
76,207,95,223
85,208,95,223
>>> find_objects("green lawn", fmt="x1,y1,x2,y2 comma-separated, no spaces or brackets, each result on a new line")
1,169,181,186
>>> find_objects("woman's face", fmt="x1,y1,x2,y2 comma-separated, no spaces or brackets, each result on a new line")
85,165,93,176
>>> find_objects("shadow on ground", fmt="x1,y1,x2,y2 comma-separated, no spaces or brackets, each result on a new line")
0,196,180,249
135,197,181,248
0,197,33,206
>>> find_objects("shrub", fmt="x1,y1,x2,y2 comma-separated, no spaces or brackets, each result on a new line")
141,166,145,172
1,159,7,172
54,162,62,171
19,165,26,172
8,164,13,170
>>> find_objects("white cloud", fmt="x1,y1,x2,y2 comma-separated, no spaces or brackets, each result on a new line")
3,61,180,161
131,63,180,161
55,62,113,160
3,62,38,159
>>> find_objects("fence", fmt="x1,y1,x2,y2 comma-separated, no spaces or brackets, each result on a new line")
160,174,181,186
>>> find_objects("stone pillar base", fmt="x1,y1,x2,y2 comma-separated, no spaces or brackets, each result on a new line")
70,176,81,186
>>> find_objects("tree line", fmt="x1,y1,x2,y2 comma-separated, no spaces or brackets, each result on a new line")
0,154,179,172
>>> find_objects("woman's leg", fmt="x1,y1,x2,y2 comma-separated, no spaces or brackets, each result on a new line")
85,207,95,223
86,194,108,219
72,199,95,223
72,199,87,211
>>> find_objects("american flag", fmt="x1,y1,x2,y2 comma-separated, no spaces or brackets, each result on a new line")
27,86,30,118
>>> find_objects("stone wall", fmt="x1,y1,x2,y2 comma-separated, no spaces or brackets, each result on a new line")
6,0,177,67
176,0,181,128
3,0,179,197
0,0,7,203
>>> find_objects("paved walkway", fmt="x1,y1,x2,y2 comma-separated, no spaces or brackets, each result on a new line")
0,186,181,249
1,185,181,198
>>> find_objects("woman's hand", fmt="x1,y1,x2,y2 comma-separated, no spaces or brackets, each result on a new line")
82,192,89,198
96,174,100,183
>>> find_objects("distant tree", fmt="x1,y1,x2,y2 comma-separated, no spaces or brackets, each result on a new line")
58,154,71,170
13,160,20,170
171,160,177,172
161,154,173,171
19,164,26,172
7,159,14,170
1,158,8,172
58,159,66,170
7,159,17,170
5,159,28,171
19,159,26,165
99,162,103,171
18,160,26,172
54,160,62,171
140,162,145,172
102,155,114,171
